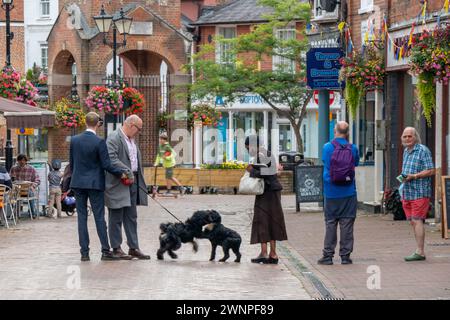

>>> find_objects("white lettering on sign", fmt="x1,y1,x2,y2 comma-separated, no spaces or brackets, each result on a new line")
239,95,264,104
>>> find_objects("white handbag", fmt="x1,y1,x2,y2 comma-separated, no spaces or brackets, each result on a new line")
239,171,265,195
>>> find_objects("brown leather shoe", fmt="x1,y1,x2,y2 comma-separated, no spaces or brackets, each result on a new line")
113,247,133,260
128,248,150,260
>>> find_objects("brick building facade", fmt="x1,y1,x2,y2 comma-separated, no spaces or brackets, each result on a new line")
335,0,450,218
0,0,25,72
47,0,192,164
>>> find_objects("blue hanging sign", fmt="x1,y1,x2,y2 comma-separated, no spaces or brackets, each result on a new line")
306,47,344,90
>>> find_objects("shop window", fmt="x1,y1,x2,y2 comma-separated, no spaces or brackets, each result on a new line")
18,129,48,161
233,112,264,161
358,93,375,163
216,27,236,66
279,124,293,152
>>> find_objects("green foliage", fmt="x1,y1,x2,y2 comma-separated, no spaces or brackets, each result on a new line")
185,0,312,152
417,73,436,127
345,82,362,119
201,160,247,170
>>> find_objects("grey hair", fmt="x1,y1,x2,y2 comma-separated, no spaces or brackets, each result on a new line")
334,121,349,135
124,114,141,125
404,127,421,144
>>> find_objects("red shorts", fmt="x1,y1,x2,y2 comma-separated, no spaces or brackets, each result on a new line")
402,198,430,221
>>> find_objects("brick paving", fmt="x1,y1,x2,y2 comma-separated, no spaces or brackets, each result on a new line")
1,194,449,300
0,195,310,300
284,209,450,300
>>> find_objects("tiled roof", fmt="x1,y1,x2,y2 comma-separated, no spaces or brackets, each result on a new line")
193,0,274,25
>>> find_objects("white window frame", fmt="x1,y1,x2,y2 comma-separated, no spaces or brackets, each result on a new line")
215,26,237,66
40,44,48,71
273,27,296,74
358,0,374,14
40,0,51,18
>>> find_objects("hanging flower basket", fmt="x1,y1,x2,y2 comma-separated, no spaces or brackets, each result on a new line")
122,87,145,115
85,86,123,115
0,67,38,106
53,98,86,129
339,46,385,117
410,25,450,126
188,104,222,128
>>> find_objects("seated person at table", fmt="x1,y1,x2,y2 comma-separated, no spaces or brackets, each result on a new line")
10,154,40,217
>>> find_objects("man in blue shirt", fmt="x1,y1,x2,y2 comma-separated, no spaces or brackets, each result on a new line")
318,121,359,265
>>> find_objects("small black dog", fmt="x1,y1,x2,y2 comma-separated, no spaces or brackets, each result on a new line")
157,210,210,260
202,210,242,263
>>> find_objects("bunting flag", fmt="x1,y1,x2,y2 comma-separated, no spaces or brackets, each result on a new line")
445,0,449,13
338,21,346,33
408,23,415,46
422,1,427,25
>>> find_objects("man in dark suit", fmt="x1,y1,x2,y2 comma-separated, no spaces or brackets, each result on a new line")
70,112,128,261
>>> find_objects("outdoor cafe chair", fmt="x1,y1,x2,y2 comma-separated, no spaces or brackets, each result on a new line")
0,184,16,228
14,181,39,220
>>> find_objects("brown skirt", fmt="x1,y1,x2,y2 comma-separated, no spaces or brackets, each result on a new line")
250,190,288,244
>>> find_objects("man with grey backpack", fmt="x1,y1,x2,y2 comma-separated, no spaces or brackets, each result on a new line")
318,121,359,265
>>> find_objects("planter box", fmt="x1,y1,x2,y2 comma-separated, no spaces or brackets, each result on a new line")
143,167,294,194
144,168,245,188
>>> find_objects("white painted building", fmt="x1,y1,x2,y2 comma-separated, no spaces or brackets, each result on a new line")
24,0,59,72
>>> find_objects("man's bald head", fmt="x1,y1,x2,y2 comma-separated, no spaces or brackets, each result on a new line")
334,121,349,138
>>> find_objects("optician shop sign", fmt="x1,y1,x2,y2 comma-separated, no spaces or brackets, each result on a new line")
306,47,344,90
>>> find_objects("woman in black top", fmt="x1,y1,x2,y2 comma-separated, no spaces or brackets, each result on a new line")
245,135,288,264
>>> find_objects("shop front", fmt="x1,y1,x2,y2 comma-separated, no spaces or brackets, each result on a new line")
200,92,342,164
386,20,449,221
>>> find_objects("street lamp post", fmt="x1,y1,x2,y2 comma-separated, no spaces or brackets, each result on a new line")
94,5,132,134
2,0,14,171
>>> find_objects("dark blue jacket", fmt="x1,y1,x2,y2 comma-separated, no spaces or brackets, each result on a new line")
69,131,123,191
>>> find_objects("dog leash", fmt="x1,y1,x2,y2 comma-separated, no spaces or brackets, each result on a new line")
138,184,184,223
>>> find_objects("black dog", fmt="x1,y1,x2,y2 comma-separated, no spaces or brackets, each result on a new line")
157,210,210,260
202,210,242,263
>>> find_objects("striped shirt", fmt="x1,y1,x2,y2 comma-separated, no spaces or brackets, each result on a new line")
401,144,434,200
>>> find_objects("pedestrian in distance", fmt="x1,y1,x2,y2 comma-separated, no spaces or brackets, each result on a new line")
318,121,359,265
154,133,185,195
69,112,128,262
105,115,150,260
399,127,435,262
245,135,287,265
47,160,63,219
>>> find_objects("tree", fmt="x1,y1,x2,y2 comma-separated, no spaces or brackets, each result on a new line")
186,0,312,153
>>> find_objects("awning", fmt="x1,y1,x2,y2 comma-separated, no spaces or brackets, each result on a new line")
0,97,56,128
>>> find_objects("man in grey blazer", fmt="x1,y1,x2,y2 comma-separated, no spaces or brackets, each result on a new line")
105,115,150,260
